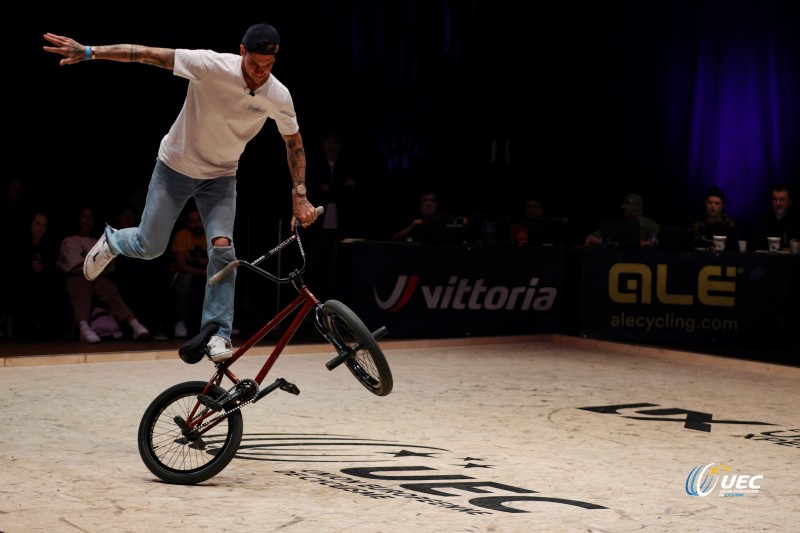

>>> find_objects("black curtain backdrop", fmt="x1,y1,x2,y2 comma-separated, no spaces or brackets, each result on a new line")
18,1,800,251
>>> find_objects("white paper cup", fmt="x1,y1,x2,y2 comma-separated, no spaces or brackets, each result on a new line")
767,236,781,253
712,235,727,252
790,239,800,255
738,240,747,252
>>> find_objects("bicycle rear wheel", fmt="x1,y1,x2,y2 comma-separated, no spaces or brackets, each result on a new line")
321,299,393,396
137,381,243,485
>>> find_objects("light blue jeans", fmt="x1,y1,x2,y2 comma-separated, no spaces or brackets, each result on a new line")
106,158,237,340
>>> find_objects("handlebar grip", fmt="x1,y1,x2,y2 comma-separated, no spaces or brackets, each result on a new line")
295,206,325,231
208,259,241,286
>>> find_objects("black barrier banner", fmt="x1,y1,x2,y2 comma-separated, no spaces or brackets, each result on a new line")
337,242,567,338
577,249,799,348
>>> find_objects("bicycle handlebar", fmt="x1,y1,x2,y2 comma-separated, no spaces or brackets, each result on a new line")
209,259,242,285
208,205,324,286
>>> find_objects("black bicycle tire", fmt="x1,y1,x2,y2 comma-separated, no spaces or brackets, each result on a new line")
137,381,244,485
321,300,393,396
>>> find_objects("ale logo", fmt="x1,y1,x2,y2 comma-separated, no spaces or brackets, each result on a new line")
609,264,736,307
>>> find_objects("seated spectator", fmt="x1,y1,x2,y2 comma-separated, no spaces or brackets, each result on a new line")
751,184,798,251
56,206,150,343
171,207,208,338
1,177,33,244
508,196,545,246
8,211,70,339
390,189,442,242
1,178,34,337
390,189,467,244
584,193,659,248
691,186,738,248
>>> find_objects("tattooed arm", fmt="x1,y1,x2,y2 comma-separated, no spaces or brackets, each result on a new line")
43,33,175,70
283,131,318,227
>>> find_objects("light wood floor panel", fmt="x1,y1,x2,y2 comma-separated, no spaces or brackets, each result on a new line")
0,336,796,532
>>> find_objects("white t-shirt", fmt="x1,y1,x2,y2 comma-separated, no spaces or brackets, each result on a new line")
158,49,300,179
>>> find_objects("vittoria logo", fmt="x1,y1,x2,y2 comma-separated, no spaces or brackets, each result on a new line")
374,275,558,313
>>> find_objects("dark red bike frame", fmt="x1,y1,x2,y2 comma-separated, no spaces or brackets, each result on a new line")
182,231,327,435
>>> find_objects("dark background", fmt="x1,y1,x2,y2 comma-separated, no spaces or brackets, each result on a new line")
17,1,800,249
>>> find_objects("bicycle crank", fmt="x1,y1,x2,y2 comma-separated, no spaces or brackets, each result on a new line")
197,378,260,412
255,378,300,401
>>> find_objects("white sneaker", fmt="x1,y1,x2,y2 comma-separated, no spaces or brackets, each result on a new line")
207,335,232,362
132,322,150,341
174,321,188,338
79,325,101,344
83,231,118,281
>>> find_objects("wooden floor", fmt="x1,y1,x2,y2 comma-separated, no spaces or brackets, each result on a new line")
1,335,798,532
0,321,324,358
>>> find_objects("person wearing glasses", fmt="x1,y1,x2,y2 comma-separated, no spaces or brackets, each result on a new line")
390,190,443,242
751,184,798,251
42,23,319,362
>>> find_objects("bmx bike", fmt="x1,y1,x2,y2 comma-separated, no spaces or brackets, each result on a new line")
137,209,393,485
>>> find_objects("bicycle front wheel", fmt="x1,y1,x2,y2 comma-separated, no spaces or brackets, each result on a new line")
137,381,243,485
321,299,393,396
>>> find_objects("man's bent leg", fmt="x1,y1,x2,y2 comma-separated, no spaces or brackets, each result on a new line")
109,160,192,259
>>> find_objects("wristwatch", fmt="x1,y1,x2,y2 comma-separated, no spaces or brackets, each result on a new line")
292,184,307,196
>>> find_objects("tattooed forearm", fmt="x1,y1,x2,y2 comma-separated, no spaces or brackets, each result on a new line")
285,134,307,184
290,151,307,184
96,44,175,70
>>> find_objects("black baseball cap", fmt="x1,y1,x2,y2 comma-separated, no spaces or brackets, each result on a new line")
242,23,280,55
620,193,644,210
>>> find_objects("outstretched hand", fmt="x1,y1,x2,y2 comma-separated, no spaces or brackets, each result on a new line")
43,33,88,66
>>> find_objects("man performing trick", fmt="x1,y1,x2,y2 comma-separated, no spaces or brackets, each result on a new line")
43,23,319,362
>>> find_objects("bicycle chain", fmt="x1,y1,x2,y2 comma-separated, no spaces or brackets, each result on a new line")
191,379,259,432
193,398,254,432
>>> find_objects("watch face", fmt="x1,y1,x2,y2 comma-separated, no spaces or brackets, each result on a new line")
295,184,306,195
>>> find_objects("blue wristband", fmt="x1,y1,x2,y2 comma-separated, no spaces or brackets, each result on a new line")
85,46,91,60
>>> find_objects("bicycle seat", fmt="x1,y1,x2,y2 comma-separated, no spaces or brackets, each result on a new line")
178,323,220,364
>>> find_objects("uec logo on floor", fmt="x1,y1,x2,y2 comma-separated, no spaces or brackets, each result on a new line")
686,463,763,497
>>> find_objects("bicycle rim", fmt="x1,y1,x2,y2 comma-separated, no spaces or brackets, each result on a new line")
137,381,244,484
322,300,393,396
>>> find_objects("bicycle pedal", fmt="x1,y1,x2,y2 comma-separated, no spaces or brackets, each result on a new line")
197,394,224,412
325,350,351,371
173,415,205,448
279,380,300,395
